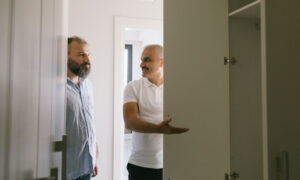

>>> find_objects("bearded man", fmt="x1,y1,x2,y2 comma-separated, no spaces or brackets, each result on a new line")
66,36,99,180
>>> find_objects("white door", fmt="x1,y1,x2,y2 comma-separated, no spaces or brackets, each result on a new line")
163,0,230,179
0,0,68,179
164,1,266,179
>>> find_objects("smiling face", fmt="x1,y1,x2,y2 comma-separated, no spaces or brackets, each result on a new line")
140,47,163,79
68,41,91,78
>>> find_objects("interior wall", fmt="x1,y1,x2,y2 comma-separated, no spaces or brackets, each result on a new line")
68,0,163,179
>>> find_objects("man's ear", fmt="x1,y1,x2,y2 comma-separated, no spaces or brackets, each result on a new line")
160,58,164,67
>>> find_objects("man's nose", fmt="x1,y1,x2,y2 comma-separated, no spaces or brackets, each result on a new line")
140,61,145,68
84,56,90,63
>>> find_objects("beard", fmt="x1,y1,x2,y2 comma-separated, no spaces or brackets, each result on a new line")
68,58,91,78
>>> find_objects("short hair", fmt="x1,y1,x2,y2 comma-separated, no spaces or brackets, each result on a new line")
143,44,163,59
68,36,88,54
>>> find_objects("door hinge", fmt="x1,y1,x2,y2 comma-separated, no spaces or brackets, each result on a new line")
225,172,239,180
224,57,236,65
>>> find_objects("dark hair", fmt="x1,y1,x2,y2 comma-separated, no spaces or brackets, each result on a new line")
68,36,88,54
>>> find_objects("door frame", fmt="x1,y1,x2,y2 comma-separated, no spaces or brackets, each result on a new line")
113,16,162,180
0,0,12,178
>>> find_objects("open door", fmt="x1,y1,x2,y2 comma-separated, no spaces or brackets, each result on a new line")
164,1,268,179
163,0,230,179
0,0,68,179
38,0,68,179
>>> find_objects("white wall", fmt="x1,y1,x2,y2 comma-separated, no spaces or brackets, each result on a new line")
68,0,163,179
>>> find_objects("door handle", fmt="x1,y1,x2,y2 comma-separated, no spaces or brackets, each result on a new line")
54,135,67,180
33,135,67,180
33,167,58,180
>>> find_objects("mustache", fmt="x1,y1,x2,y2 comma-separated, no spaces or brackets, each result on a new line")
142,66,149,71
81,62,91,66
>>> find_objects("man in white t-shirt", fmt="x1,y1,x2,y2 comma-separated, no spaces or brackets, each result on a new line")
123,44,189,180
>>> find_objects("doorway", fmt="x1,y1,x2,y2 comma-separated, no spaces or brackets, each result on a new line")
113,17,163,180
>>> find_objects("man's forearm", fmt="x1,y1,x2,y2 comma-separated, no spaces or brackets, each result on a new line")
125,117,160,133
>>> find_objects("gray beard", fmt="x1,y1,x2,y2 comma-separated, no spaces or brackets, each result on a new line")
68,59,91,79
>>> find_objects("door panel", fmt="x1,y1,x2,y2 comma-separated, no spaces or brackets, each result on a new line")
8,0,41,179
38,0,68,179
51,0,68,179
164,0,229,179
2,0,67,179
265,1,300,179
229,17,263,180
37,0,56,177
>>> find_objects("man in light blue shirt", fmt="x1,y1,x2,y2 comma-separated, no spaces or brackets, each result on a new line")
66,36,99,180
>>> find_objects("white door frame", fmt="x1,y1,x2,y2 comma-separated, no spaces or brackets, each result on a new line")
113,16,162,180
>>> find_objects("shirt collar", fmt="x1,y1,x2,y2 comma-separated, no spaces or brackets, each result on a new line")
142,77,163,88
67,77,86,84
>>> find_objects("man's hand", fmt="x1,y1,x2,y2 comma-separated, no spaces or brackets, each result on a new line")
92,144,99,177
124,102,189,134
92,162,98,177
157,118,189,134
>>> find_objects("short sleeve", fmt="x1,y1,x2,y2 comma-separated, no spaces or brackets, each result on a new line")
123,83,138,104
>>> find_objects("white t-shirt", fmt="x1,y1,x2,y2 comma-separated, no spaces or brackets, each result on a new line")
123,77,163,169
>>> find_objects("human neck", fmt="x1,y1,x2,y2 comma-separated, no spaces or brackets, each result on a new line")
147,74,163,86
67,70,80,86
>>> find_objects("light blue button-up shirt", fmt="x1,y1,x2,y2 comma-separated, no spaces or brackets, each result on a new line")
66,78,97,179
